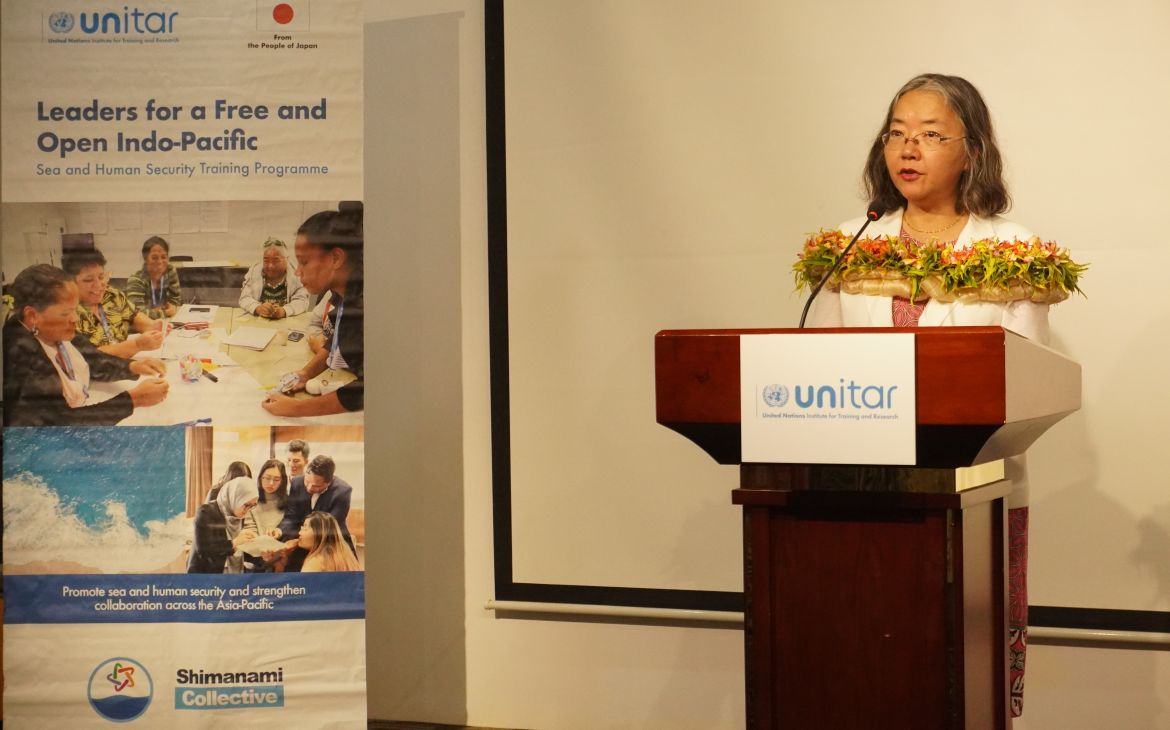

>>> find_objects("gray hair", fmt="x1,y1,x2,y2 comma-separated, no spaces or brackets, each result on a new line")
262,236,289,258
863,74,1010,217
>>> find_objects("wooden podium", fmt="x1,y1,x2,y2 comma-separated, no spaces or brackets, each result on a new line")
654,327,1080,730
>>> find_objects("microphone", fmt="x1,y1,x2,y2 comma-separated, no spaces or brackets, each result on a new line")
797,201,889,329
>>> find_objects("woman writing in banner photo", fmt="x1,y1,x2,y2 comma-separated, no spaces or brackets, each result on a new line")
2,264,170,427
801,73,1085,718
262,202,364,417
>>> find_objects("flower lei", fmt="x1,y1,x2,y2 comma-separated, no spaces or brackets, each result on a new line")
792,230,1088,304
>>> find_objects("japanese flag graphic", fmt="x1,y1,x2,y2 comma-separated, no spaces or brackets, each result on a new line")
257,1,310,31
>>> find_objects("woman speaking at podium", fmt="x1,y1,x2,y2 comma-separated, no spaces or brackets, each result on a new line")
806,74,1049,341
804,73,1052,719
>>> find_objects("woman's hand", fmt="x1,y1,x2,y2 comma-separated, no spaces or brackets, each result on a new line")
232,529,257,548
261,392,304,417
128,377,169,407
266,528,283,539
129,358,167,377
135,330,164,352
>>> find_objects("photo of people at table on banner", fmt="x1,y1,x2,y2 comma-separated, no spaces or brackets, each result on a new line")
2,425,365,576
1,200,364,427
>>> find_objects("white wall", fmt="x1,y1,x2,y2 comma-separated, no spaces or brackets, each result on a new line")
0,202,65,280
366,1,1170,728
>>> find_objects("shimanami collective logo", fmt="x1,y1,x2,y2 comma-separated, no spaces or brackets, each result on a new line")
174,667,286,710
88,657,154,722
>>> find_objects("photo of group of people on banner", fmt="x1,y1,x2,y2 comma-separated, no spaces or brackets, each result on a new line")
3,426,365,577
187,438,361,575
2,200,367,574
3,202,364,427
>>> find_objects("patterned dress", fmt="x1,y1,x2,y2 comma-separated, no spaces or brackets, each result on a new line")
890,232,937,326
75,287,140,347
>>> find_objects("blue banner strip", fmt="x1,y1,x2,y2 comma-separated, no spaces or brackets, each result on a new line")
3,573,365,624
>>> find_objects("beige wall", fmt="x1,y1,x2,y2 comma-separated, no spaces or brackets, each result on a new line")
366,1,1170,728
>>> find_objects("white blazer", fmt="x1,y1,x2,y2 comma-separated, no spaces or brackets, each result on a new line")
806,210,1050,345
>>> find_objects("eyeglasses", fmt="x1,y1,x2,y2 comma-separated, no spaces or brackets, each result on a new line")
263,237,286,249
881,129,967,150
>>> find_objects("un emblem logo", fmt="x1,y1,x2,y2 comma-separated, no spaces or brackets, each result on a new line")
762,384,789,407
48,12,74,33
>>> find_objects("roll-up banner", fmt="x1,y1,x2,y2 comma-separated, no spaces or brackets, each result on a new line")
2,2,366,726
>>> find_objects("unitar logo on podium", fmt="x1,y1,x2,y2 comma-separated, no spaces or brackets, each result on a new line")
761,379,900,411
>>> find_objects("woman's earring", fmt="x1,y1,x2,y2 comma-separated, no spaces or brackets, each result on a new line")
31,326,40,336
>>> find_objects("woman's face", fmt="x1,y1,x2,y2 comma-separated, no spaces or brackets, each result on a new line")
233,498,258,519
298,521,317,549
293,234,341,295
883,90,969,213
144,244,169,278
75,264,109,307
26,283,80,343
259,467,283,495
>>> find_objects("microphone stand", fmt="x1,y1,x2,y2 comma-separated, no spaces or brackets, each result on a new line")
797,206,886,329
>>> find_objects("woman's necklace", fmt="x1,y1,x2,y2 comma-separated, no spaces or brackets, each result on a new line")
904,212,965,236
